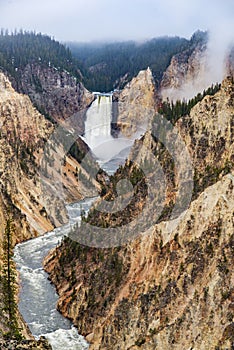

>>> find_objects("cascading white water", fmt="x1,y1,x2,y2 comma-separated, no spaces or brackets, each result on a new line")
14,198,96,350
84,94,112,151
83,94,116,166
14,92,145,350
83,93,137,174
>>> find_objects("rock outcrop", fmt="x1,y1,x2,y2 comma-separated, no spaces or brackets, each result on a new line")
11,63,94,133
0,71,99,339
0,337,52,350
160,40,208,101
0,72,54,240
160,34,234,103
178,76,234,192
44,76,234,349
114,67,156,137
0,71,99,240
0,72,55,347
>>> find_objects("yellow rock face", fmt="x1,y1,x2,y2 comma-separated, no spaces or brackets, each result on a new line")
0,72,99,245
116,67,157,137
44,76,234,350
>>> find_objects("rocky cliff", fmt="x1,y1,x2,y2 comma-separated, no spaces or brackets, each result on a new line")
0,72,54,240
0,71,99,239
0,71,99,341
0,337,52,350
44,76,234,349
160,36,234,103
0,72,55,347
160,40,208,101
113,67,157,137
10,63,94,133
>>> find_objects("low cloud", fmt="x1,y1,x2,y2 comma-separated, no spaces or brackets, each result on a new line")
0,0,233,42
161,11,234,102
0,0,233,101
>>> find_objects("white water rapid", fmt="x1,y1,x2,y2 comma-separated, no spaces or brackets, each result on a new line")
14,92,143,349
14,199,96,350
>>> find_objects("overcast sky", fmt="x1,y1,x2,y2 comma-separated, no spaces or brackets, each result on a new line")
0,0,233,43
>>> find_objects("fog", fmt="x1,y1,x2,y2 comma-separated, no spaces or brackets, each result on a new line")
161,16,234,101
0,0,233,43
0,0,233,99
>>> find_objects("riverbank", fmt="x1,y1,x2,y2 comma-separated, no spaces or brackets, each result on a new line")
0,336,52,350
14,199,96,350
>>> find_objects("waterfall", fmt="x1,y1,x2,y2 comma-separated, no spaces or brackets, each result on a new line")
13,94,145,350
84,94,114,163
83,93,135,174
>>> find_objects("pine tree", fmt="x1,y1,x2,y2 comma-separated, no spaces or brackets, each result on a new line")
1,216,21,339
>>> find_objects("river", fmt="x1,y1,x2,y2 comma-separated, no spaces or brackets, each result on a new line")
14,198,96,349
14,93,140,349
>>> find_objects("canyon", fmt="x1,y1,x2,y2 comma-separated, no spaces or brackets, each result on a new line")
44,76,234,349
0,71,98,346
13,63,94,131
0,31,233,350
